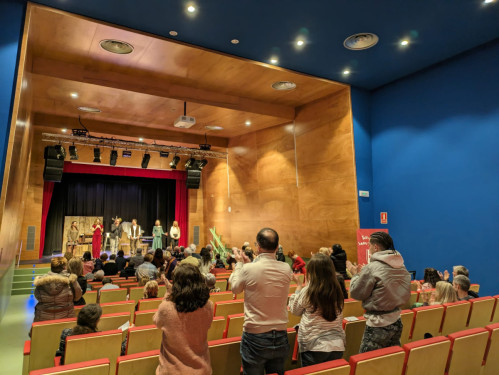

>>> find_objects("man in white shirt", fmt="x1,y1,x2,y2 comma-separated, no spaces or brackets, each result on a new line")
128,219,141,255
230,228,293,375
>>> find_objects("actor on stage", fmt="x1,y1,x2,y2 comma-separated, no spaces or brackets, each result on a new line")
152,220,166,251
66,221,79,254
128,219,141,255
110,217,122,254
91,219,103,259
169,220,180,247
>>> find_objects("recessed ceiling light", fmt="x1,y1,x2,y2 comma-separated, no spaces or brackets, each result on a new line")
270,57,279,64
100,39,134,54
296,39,305,47
78,106,101,113
169,31,178,36
61,128,67,133
205,125,223,130
344,33,379,50
484,0,495,3
187,5,196,12
231,39,240,44
245,120,251,126
138,138,144,142
400,39,409,46
272,81,297,91
70,92,78,99
343,70,351,76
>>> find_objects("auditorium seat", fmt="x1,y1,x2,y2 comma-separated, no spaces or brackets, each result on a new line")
224,313,244,338
84,291,97,304
469,283,480,294
63,329,123,375
208,336,242,375
348,346,405,375
344,280,350,289
402,336,451,375
215,279,228,291
99,288,128,303
410,282,418,292
440,301,471,336
126,325,161,355
342,317,366,360
446,327,489,375
128,287,143,304
74,305,83,317
209,291,235,303
400,291,418,310
133,309,156,327
213,299,244,318
158,285,166,297
100,300,136,320
207,316,226,341
116,350,160,375
289,284,298,294
343,299,364,318
483,323,499,375
118,283,138,294
492,295,499,323
137,297,163,311
288,310,302,328
280,359,350,375
399,309,415,345
97,312,131,332
88,282,103,291
467,296,495,329
284,328,299,371
29,358,110,375
410,305,444,341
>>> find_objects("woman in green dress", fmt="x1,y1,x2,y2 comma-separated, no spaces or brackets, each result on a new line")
152,220,166,250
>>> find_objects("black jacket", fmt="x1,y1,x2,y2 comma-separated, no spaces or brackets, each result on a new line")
331,250,347,278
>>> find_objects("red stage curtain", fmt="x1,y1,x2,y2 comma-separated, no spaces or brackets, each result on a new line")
39,181,55,258
39,163,188,256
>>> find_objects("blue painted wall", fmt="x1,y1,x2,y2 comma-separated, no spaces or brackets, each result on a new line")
369,42,499,296
0,0,25,195
351,88,374,229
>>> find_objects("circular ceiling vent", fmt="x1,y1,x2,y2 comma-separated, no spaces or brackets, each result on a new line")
100,39,134,54
343,33,379,50
271,81,297,91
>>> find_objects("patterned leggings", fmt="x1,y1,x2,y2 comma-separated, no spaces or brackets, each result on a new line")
359,318,403,353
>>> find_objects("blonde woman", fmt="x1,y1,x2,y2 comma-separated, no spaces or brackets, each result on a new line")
68,258,87,305
67,221,79,254
91,219,103,258
144,280,159,299
169,220,180,247
422,281,458,305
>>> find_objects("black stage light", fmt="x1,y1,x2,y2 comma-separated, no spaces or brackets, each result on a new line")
160,151,170,158
170,155,180,169
93,148,101,163
54,144,66,160
185,157,196,169
197,159,208,170
122,150,132,158
110,150,118,166
69,145,78,160
141,153,151,169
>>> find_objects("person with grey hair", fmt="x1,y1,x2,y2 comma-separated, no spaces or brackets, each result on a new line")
181,247,199,267
205,273,220,293
452,275,474,301
93,270,105,282
129,248,144,269
190,243,201,260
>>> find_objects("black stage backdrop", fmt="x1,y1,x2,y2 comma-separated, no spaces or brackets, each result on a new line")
44,172,176,255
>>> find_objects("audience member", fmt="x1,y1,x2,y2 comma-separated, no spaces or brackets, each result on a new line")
244,247,255,262
230,228,293,375
199,247,213,274
289,253,345,367
190,244,201,259
115,250,128,271
330,244,348,279
205,273,220,293
226,252,237,270
67,257,87,305
288,250,307,274
347,232,410,353
164,251,177,280
421,281,458,305
99,277,119,294
180,248,200,267
153,264,213,374
138,275,150,287
32,257,82,324
419,267,441,290
214,254,225,269
82,251,94,274
63,251,73,262
93,253,108,272
136,253,159,280
276,245,286,262
129,248,145,269
443,264,479,298
93,270,105,283
173,246,184,262
152,248,165,269
103,254,119,276
453,275,474,301
143,280,159,299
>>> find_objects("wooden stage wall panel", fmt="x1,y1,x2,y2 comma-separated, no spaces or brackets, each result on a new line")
202,88,359,260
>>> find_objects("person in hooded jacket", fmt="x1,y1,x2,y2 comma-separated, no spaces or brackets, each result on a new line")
330,244,348,279
33,256,82,324
346,232,410,353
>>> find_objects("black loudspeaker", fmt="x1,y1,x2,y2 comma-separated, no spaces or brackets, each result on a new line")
43,146,64,182
186,169,201,189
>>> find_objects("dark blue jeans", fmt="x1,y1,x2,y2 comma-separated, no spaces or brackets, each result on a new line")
241,330,289,375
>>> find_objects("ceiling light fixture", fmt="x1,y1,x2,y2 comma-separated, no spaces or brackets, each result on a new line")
245,120,251,126
70,92,78,99
197,159,208,170
271,81,297,91
78,106,101,113
110,150,118,166
69,145,78,160
270,57,279,64
185,157,196,169
400,39,409,46
61,128,67,133
138,137,144,142
187,5,196,12
296,39,305,47
484,0,495,3
231,39,240,44
205,125,224,130
170,155,180,169
344,33,379,50
169,31,178,36
343,69,351,76
100,39,134,54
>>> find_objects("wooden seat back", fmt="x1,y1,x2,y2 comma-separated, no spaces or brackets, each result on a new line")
137,298,163,311
469,284,480,294
100,300,136,321
441,301,471,336
410,305,444,341
98,312,131,332
400,309,415,345
288,309,302,328
467,296,495,329
129,287,143,304
84,291,97,304
282,359,350,375
400,291,418,310
207,316,226,341
492,295,499,323
483,323,499,375
126,325,162,355
349,346,405,375
446,327,489,375
99,288,128,303
343,299,364,318
215,279,228,292
29,358,110,375
213,299,244,318
342,317,366,360
134,309,156,327
224,313,244,338
116,350,160,375
208,336,242,375
402,336,451,375
209,291,235,304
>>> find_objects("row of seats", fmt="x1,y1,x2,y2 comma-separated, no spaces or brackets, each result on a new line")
29,323,499,375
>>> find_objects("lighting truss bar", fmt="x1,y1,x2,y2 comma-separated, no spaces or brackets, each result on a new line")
41,133,227,160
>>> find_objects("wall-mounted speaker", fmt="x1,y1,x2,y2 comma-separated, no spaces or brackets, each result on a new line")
43,146,64,182
186,169,201,189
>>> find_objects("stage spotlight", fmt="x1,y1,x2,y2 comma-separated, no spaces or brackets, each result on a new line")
54,144,66,160
110,150,118,166
69,145,78,160
122,150,132,158
93,148,101,163
185,157,196,169
197,159,208,170
170,155,180,169
160,151,170,158
141,153,151,169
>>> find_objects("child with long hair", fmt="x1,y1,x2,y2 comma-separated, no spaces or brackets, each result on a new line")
288,253,345,367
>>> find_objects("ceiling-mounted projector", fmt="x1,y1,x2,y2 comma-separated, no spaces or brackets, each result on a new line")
174,115,196,129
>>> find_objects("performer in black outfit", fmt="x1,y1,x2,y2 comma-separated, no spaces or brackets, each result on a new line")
110,217,122,255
